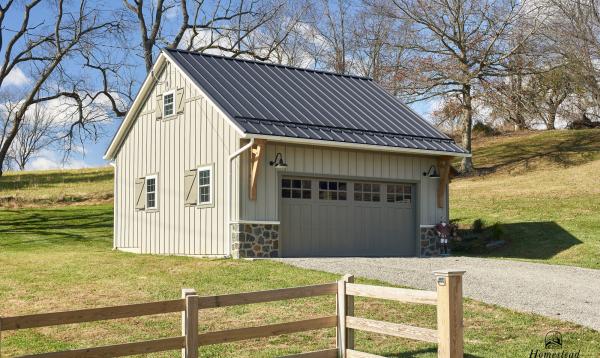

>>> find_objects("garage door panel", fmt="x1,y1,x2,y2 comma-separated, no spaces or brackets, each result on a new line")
282,177,415,257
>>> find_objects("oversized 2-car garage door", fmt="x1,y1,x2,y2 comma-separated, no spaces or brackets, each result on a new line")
280,177,416,257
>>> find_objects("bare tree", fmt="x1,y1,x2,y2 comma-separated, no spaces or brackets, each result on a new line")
0,1,124,176
123,0,293,73
9,104,57,170
385,0,542,172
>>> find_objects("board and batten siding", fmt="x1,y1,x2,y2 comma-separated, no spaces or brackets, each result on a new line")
114,61,241,256
239,142,447,226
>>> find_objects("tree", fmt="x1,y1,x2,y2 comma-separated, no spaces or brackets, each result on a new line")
386,0,542,172
8,103,57,170
0,1,124,176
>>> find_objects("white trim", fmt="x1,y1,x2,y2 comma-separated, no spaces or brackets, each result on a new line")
229,220,281,225
227,138,254,257
162,89,176,118
245,134,471,158
104,55,168,160
161,50,246,137
197,165,213,206
420,225,436,228
145,174,158,210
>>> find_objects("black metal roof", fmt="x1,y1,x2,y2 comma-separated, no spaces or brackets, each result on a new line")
165,49,467,154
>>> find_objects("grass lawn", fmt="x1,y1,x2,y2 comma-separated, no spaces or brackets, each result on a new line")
0,167,113,207
0,205,598,357
451,129,600,269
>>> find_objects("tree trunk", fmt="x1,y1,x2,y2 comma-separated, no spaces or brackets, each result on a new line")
547,107,557,130
460,84,474,173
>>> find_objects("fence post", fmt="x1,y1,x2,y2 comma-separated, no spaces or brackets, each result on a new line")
181,288,198,358
434,270,465,358
343,274,355,350
336,276,348,358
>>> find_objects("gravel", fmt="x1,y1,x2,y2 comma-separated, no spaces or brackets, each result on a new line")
275,257,600,331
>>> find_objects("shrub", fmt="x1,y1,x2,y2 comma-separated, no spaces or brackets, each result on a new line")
490,223,504,241
472,218,485,233
472,121,499,136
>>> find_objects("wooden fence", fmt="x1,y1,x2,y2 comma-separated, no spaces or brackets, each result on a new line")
0,270,465,358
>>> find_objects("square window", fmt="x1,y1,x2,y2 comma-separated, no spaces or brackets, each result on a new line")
339,192,347,200
354,183,362,191
387,194,394,203
319,191,326,200
328,181,337,190
330,191,337,200
292,179,302,188
302,190,311,199
163,92,174,117
373,184,380,192
339,182,347,191
354,192,362,201
302,180,311,189
387,185,395,194
282,189,291,198
373,193,381,202
319,181,327,190
282,179,291,188
364,193,371,201
292,190,301,198
404,185,411,194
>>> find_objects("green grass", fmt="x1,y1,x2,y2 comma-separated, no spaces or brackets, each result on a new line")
0,206,598,357
0,167,113,207
451,129,600,268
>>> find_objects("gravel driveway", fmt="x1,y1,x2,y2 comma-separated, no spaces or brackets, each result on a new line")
276,257,600,331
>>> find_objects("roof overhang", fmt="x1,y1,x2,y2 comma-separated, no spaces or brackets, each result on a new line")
245,133,471,158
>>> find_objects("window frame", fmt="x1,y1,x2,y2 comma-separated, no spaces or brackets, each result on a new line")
386,183,413,204
162,90,176,118
318,180,347,201
281,177,312,200
145,174,158,210
197,164,214,207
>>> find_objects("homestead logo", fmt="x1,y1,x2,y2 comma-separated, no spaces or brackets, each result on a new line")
528,330,580,358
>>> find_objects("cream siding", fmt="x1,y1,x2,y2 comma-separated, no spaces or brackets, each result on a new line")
113,61,241,256
239,142,447,226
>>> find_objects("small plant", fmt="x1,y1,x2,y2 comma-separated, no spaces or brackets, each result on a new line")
490,223,504,241
472,218,485,233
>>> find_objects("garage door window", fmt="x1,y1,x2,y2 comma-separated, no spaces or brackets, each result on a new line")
387,184,412,203
282,178,311,199
318,181,347,200
354,182,381,202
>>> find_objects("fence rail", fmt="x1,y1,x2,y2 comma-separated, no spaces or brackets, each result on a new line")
0,271,465,358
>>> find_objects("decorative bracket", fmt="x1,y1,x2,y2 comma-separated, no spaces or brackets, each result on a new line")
437,157,451,208
249,139,266,201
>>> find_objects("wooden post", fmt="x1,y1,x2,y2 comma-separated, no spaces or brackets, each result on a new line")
336,277,348,358
181,288,198,358
434,270,465,358
343,274,355,350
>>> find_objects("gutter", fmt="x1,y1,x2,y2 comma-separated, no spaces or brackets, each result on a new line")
227,138,255,257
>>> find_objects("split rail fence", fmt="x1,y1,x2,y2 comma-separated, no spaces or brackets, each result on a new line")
0,270,465,358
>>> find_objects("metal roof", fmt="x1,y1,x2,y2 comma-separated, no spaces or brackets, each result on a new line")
164,49,467,155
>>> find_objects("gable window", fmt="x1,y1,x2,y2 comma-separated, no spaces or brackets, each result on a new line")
281,178,311,199
318,180,347,200
354,182,381,202
163,91,175,117
197,165,213,205
146,175,157,209
387,184,412,203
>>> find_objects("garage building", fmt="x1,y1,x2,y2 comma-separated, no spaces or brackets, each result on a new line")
104,48,469,258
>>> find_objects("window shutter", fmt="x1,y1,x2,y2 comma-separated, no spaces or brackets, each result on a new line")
176,88,184,114
135,178,146,210
184,169,197,205
156,94,163,120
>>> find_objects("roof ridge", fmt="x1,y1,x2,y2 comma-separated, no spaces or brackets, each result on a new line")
164,48,373,81
236,117,457,143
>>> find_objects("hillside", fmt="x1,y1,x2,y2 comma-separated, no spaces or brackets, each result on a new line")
0,167,113,207
451,129,600,268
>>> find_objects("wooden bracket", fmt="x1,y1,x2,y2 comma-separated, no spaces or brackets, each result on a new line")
437,157,451,209
249,139,266,201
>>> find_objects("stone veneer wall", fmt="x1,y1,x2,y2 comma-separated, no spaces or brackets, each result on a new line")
231,223,280,258
420,226,442,257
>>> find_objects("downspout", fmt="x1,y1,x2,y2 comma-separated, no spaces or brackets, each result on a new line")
109,161,117,250
227,138,254,257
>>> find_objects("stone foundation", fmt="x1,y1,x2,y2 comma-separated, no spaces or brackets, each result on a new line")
420,226,442,257
231,223,280,258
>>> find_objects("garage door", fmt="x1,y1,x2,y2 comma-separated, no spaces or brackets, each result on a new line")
280,177,416,257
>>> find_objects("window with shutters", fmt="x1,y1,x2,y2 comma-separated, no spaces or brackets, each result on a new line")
197,165,213,205
146,175,157,209
163,90,175,117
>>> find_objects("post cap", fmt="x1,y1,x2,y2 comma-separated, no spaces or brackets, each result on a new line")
181,288,197,297
433,270,466,277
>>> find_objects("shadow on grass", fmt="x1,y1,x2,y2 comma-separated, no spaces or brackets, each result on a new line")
0,207,113,249
467,130,600,176
380,348,482,357
0,169,113,191
453,221,582,260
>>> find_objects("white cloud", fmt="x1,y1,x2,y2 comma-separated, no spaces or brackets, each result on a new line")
27,149,89,171
2,67,30,88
